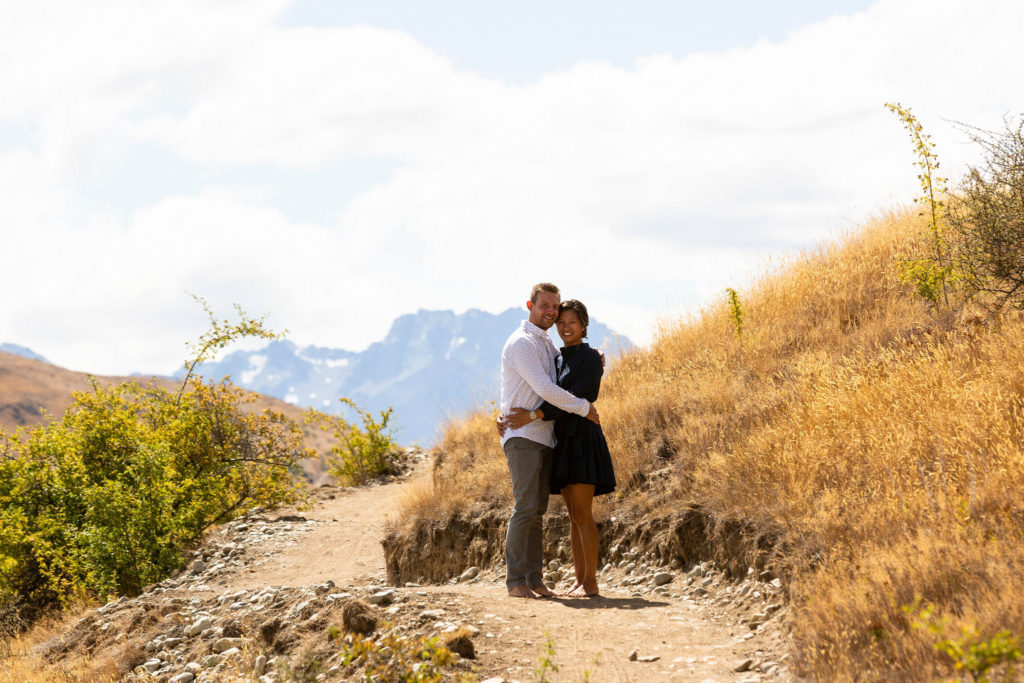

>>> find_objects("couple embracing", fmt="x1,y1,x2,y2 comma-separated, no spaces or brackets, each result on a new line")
497,282,617,599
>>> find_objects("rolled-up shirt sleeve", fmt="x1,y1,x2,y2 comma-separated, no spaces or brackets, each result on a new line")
507,339,591,417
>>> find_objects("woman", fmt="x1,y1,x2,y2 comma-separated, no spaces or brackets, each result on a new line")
501,300,616,597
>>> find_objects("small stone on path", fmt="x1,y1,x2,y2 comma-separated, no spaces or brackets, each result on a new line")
735,658,754,672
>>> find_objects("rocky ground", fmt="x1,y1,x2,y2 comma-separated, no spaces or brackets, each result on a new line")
31,451,795,682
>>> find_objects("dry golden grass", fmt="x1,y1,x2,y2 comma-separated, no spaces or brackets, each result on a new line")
411,209,1024,678
0,603,121,682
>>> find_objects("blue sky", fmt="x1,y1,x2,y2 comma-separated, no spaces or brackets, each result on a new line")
282,1,876,79
1,0,1020,374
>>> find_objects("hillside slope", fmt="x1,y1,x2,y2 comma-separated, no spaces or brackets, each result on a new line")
391,209,1024,680
0,352,335,480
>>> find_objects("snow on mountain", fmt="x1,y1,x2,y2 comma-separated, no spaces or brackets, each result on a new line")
184,308,633,446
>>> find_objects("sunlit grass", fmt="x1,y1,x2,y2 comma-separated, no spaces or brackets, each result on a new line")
401,209,1024,678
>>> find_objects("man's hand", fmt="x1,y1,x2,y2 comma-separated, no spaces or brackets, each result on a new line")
499,407,535,435
586,403,600,425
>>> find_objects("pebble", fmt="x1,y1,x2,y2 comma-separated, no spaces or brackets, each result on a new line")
169,673,195,683
460,566,481,582
653,572,674,586
185,616,214,637
367,590,396,605
734,658,753,672
212,637,243,653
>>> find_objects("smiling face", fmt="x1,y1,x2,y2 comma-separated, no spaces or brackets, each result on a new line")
527,290,560,330
556,308,584,346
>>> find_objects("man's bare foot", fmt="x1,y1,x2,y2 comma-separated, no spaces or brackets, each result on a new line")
530,584,556,597
508,585,538,599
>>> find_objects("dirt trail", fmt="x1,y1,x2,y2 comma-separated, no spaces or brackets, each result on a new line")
212,466,787,682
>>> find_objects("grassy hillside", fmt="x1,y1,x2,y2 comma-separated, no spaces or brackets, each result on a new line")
401,209,1024,679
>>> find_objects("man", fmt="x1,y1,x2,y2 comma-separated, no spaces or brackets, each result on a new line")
499,282,600,598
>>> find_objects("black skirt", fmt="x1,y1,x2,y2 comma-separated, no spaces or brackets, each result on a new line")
549,416,616,496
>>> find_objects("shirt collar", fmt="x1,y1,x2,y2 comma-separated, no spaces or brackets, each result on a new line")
522,320,549,339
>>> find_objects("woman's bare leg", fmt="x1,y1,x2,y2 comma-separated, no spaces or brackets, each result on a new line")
562,484,599,596
560,493,584,594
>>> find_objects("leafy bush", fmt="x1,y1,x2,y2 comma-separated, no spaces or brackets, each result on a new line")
948,117,1024,311
0,380,309,618
0,300,307,627
306,398,399,486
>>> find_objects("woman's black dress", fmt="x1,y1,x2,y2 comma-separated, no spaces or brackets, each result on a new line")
540,342,617,496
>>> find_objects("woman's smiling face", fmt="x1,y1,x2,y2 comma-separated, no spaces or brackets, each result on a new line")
556,309,584,346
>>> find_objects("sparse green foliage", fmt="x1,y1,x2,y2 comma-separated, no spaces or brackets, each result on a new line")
338,631,474,682
907,598,1021,681
179,294,286,399
535,632,560,683
307,399,399,486
947,117,1024,311
725,287,745,341
886,102,954,306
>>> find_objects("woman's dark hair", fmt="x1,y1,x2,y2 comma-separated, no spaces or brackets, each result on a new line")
558,299,589,338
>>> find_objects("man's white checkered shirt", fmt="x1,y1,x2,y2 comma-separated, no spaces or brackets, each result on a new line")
499,319,591,448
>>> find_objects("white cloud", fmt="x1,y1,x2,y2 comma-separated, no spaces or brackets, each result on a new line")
1,0,1021,374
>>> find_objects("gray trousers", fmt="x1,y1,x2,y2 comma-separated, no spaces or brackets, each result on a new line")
502,437,553,590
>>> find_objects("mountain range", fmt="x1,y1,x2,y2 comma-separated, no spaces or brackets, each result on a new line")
2,308,632,446
180,307,633,445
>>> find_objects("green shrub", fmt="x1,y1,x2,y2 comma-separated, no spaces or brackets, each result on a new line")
0,300,308,626
0,380,309,614
908,599,1022,682
307,398,399,486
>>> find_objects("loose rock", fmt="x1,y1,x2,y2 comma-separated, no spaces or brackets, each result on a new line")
342,600,378,635
653,572,674,586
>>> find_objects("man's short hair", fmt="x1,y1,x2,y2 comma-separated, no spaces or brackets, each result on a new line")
530,282,560,303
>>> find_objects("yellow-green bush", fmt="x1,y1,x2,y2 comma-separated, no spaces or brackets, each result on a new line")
306,398,399,486
1,298,308,630
0,379,309,625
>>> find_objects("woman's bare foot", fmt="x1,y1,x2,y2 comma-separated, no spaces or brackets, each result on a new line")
560,582,583,596
566,582,600,598
531,584,556,597
508,585,538,599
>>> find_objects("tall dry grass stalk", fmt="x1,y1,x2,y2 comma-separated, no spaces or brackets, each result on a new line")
411,209,1024,678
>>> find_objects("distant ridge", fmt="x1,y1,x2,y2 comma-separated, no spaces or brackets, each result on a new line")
0,342,49,364
187,307,634,446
